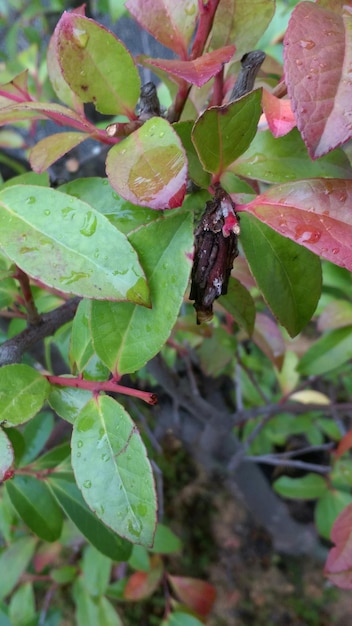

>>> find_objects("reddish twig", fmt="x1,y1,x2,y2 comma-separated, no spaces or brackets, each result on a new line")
14,266,42,326
46,375,158,405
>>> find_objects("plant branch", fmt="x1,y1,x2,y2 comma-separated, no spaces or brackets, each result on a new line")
46,375,157,405
191,0,221,60
14,267,41,326
0,297,80,366
244,455,331,475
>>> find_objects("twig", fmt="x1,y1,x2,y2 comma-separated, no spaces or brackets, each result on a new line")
14,266,41,325
0,297,80,366
244,455,331,475
46,375,157,405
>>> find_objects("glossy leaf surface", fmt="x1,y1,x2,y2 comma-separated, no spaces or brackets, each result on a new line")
0,185,149,303
284,2,352,157
30,132,89,173
106,117,187,210
90,210,193,375
192,90,262,176
240,179,352,271
71,396,157,546
240,214,321,337
6,475,63,542
211,0,275,55
262,90,296,138
48,472,132,561
0,364,49,426
0,429,13,480
55,12,140,116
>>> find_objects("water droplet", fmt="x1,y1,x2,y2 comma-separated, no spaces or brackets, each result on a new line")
76,452,81,458
62,206,75,218
80,211,97,236
185,1,196,15
73,27,89,48
159,131,165,138
299,39,315,49
101,453,110,462
44,209,51,216
295,225,321,244
332,247,340,255
60,270,91,285
338,191,347,203
127,517,142,538
120,149,126,155
295,59,303,67
77,440,83,448
83,479,92,489
26,196,36,205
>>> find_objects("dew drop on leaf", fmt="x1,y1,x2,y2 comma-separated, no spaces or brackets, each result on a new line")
83,480,92,489
295,225,321,244
73,28,89,48
79,211,97,237
299,39,315,49
44,209,51,216
77,440,83,448
26,196,36,205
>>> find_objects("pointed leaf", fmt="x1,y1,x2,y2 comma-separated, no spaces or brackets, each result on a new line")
144,46,236,87
81,545,112,597
70,299,109,379
71,396,157,546
0,101,95,133
0,185,149,303
48,472,132,561
211,0,275,55
173,121,211,189
18,411,54,467
240,179,352,271
56,12,140,116
47,26,83,112
0,537,36,601
30,132,89,173
252,312,285,369
297,325,352,375
0,70,29,108
284,2,352,157
106,117,187,210
240,214,322,337
6,475,63,542
48,386,92,424
0,429,14,480
90,211,193,375
125,0,198,58
273,474,328,500
325,503,352,589
168,575,216,618
233,128,352,183
316,490,352,541
124,556,163,600
192,90,262,176
0,364,49,427
262,90,296,138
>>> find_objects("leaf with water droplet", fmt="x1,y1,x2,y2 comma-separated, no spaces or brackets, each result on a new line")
0,184,150,304
71,396,157,546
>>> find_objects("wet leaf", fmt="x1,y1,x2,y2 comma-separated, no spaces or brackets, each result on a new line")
240,214,322,337
240,179,352,271
55,12,140,116
106,117,187,210
71,396,157,546
0,185,149,303
192,90,262,176
284,2,352,157
0,429,14,481
211,0,275,56
144,46,235,87
0,365,49,427
125,0,198,58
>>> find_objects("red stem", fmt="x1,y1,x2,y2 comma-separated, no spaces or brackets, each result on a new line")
46,375,158,405
14,267,41,326
190,0,221,60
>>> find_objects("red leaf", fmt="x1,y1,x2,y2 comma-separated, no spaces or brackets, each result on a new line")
335,430,352,460
252,312,285,369
284,2,352,158
124,556,163,600
168,575,216,618
144,46,236,88
262,89,296,138
325,503,352,589
239,179,352,271
125,0,198,59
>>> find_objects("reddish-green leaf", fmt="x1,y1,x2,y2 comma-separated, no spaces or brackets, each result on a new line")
173,121,211,189
252,312,285,369
168,575,216,618
0,101,95,133
144,46,235,87
0,70,30,108
240,179,352,271
284,2,352,157
0,364,49,427
192,90,262,176
325,503,352,589
0,429,14,481
335,430,352,461
316,490,352,540
262,90,296,138
240,214,322,337
124,556,163,600
106,117,187,210
125,0,198,58
211,0,275,56
6,475,63,542
30,132,89,173
55,12,140,116
47,25,83,112
318,300,352,331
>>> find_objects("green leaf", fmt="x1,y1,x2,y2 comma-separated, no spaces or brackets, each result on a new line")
0,170,49,191
70,299,109,379
0,364,49,426
8,582,36,626
0,276,17,309
59,178,160,235
90,210,193,375
273,474,328,500
315,490,352,540
47,472,132,561
71,396,157,546
211,0,275,55
48,386,92,424
161,613,204,626
106,117,187,210
30,132,89,173
0,536,36,601
56,13,140,116
0,185,150,304
192,90,262,176
297,326,352,376
150,524,182,554
6,475,63,542
30,442,70,470
233,129,352,183
73,578,123,626
174,121,211,189
218,276,256,336
0,428,14,480
128,545,150,572
240,214,322,337
17,411,54,467
81,545,111,597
